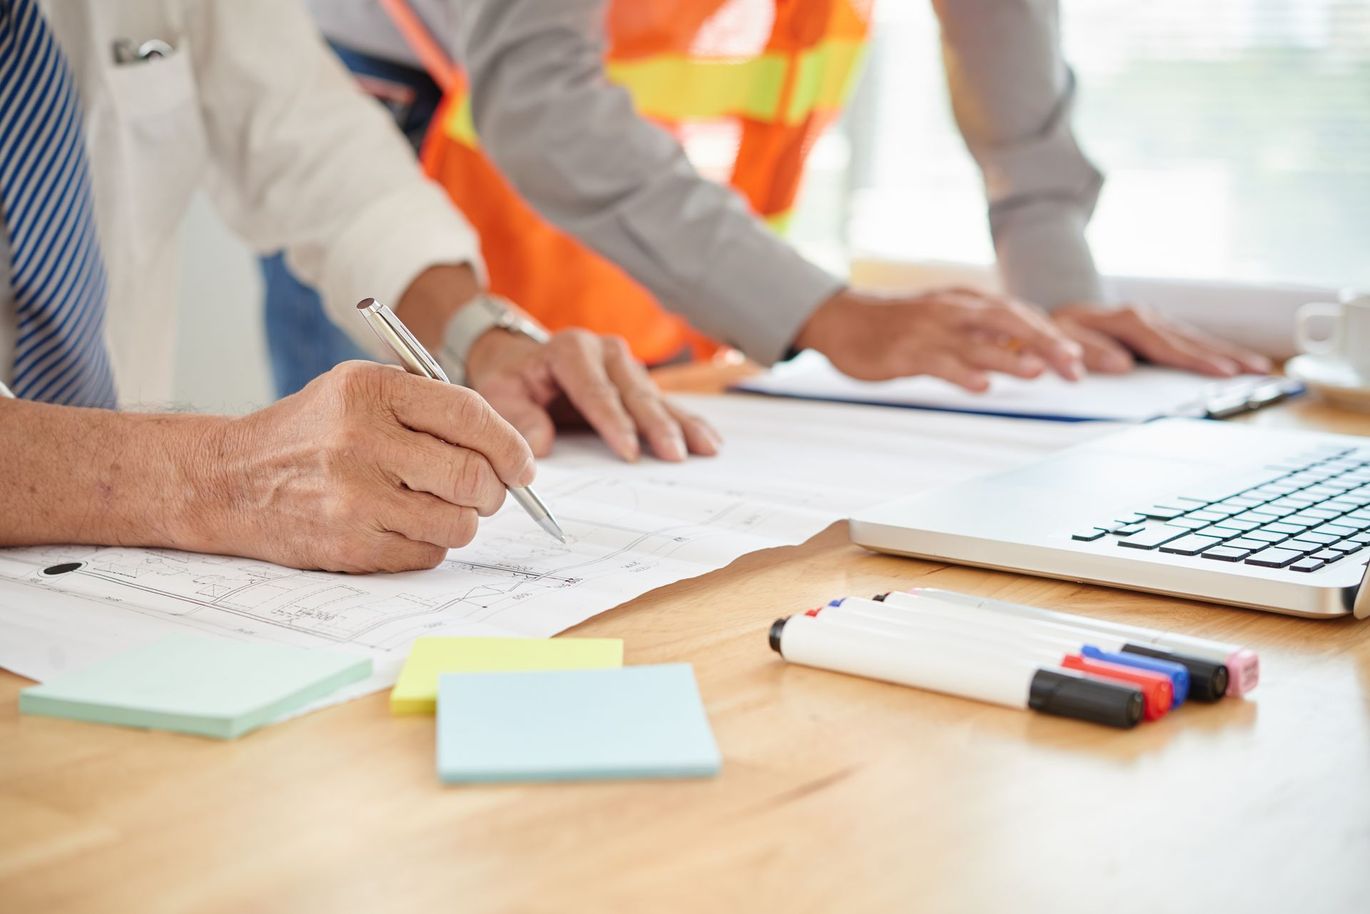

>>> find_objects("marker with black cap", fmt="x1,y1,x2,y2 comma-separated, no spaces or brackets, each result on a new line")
769,614,1144,729
876,589,1243,701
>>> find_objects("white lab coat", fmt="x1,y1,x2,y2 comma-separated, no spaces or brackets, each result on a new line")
0,0,482,405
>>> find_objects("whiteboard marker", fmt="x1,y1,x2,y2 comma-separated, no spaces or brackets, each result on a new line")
824,596,1193,706
812,604,1174,720
769,614,1145,729
881,588,1256,698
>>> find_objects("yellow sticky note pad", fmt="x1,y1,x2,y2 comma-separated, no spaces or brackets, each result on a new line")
390,637,624,714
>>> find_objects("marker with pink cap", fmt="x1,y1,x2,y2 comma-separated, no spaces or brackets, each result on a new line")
879,588,1260,698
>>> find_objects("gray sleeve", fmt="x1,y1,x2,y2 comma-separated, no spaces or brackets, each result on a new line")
933,0,1107,309
455,0,844,364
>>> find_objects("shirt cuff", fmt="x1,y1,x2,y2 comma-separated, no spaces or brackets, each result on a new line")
994,208,1106,310
692,229,846,366
298,179,487,359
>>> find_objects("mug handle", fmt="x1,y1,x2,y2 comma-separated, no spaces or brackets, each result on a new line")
1296,303,1342,356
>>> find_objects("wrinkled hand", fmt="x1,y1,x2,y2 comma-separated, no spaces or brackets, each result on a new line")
794,288,1085,391
1053,304,1272,377
465,328,721,463
221,361,535,573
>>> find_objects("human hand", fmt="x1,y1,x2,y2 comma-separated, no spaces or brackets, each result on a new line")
216,361,535,573
464,327,721,463
1052,304,1272,377
793,288,1085,391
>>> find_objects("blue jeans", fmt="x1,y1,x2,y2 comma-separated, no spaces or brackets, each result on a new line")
261,43,442,398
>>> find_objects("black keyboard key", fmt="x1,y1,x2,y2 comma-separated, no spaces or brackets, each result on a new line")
1245,548,1303,568
1289,558,1326,573
1159,534,1226,556
1116,524,1188,550
1072,528,1108,542
1246,529,1289,544
1202,546,1253,562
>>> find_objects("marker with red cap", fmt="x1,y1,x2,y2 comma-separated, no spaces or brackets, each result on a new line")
769,614,1145,729
823,596,1191,708
812,602,1174,720
879,588,1258,699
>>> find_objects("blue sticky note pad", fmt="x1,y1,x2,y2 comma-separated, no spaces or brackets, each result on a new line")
19,635,372,740
437,664,721,783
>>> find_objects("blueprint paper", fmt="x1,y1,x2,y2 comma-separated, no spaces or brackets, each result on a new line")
0,395,1111,709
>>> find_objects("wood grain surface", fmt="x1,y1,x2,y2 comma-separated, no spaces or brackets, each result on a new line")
3,369,1368,914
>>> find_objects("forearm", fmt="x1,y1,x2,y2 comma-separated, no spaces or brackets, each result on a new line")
0,400,229,551
934,0,1105,308
460,0,840,363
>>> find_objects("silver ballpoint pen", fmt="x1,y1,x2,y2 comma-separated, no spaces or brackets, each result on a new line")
357,297,567,543
0,380,13,398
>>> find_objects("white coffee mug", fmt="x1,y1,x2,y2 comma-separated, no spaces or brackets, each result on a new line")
1296,293,1370,375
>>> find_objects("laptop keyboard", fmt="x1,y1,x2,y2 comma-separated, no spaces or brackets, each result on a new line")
1072,444,1370,574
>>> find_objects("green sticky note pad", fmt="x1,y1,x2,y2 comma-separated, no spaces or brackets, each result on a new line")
18,635,371,740
390,636,623,715
436,664,721,784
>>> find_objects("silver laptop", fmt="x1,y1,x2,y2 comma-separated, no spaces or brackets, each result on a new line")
850,418,1370,619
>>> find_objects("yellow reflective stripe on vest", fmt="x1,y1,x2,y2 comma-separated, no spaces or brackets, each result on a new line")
786,39,867,123
611,37,866,125
439,36,867,152
606,54,787,123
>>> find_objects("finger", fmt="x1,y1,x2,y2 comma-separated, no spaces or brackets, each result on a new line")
960,337,1048,379
383,429,506,517
1058,321,1135,373
323,532,446,575
1178,328,1273,374
479,374,558,458
953,294,1084,381
381,371,536,487
1106,317,1239,377
666,402,722,456
912,353,991,393
377,488,480,551
602,338,687,461
546,332,641,461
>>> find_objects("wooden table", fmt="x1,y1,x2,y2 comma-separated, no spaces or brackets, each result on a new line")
3,370,1369,914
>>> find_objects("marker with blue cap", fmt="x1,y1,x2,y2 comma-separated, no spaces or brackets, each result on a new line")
821,596,1190,709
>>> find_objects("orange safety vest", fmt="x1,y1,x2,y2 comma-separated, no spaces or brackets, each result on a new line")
382,0,873,364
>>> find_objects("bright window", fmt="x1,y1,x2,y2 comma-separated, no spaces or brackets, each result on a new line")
793,0,1370,292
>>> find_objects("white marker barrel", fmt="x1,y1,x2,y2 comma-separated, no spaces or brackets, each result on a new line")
886,589,1254,697
770,614,1143,728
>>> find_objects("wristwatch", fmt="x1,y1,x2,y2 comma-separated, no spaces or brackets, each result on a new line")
438,293,550,386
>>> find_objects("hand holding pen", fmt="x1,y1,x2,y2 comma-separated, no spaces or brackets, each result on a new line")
358,297,567,543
